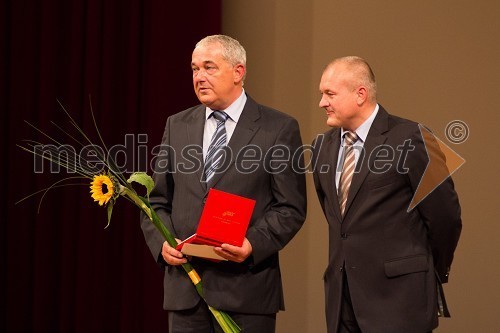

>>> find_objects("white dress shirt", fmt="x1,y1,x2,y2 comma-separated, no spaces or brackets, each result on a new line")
335,104,379,191
203,89,247,159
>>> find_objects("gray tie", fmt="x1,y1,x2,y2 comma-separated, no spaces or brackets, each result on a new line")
204,111,229,184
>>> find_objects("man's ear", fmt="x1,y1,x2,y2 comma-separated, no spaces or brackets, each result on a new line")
234,64,245,84
356,86,368,105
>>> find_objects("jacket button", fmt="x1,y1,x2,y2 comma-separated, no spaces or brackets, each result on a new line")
341,233,348,239
340,266,344,272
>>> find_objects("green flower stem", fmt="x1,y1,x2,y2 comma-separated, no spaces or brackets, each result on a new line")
146,199,204,297
209,306,241,333
119,186,240,333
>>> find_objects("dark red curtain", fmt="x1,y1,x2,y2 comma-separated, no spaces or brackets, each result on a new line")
2,1,221,332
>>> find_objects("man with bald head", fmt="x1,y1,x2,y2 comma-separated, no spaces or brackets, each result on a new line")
312,57,461,333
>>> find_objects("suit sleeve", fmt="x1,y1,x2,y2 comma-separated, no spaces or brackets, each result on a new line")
140,116,176,268
245,117,307,266
406,126,462,283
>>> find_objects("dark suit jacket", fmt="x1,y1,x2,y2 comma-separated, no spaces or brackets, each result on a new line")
312,106,461,333
141,95,307,314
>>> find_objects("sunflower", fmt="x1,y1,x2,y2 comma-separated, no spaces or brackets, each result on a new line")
90,174,116,206
19,100,241,333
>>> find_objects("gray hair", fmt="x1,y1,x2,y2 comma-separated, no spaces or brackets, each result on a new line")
196,35,247,68
328,56,377,102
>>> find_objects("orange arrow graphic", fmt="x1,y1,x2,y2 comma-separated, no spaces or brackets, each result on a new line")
408,124,466,211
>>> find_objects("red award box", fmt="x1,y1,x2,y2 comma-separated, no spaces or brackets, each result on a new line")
176,189,256,260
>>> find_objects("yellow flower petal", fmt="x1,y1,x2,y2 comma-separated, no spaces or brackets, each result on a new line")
90,174,115,206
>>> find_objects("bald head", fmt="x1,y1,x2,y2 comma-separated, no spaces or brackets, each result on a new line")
325,56,377,103
319,56,378,130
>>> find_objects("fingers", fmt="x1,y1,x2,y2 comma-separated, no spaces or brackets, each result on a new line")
213,246,239,262
214,238,253,263
161,241,187,265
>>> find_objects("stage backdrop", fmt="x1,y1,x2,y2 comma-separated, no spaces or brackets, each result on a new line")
2,1,220,332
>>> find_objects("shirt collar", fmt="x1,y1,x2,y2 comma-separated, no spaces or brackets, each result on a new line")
205,89,247,123
341,104,379,143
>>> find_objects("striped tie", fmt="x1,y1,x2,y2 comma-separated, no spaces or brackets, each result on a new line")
204,111,229,184
338,131,358,216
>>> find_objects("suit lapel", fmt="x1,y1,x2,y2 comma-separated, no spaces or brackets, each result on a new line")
205,95,260,192
326,130,343,222
186,105,207,192
314,129,342,222
343,107,389,218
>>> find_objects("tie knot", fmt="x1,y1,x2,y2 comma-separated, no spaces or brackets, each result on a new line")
212,110,229,123
344,131,357,146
